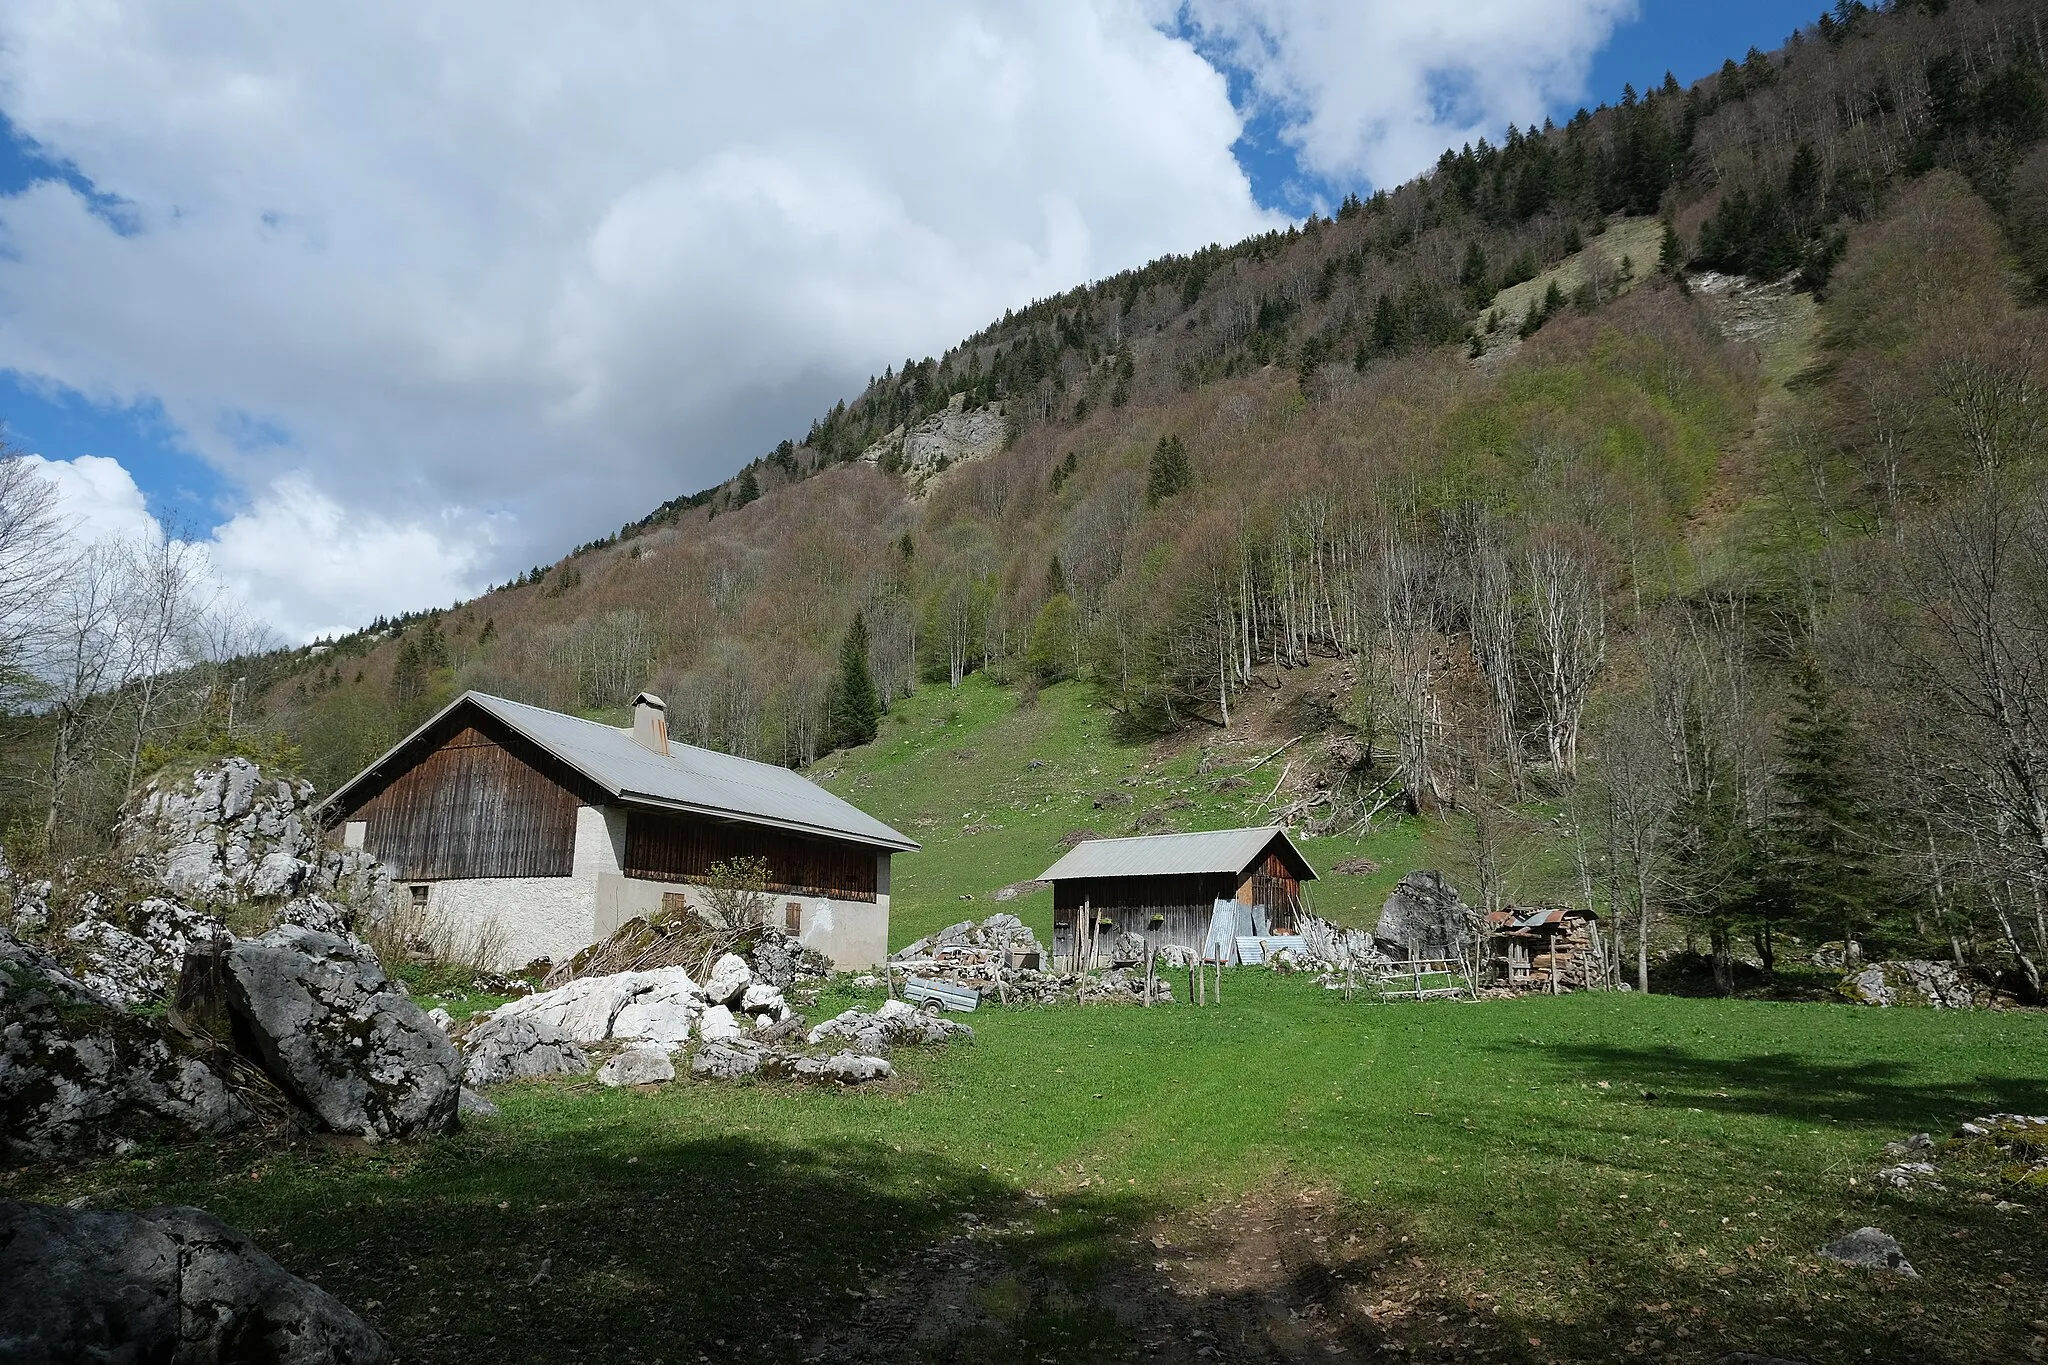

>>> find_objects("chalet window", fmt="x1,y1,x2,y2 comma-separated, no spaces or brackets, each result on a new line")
785,901,802,933
409,885,429,909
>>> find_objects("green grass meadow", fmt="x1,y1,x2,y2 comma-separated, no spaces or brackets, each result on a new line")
10,981,2044,1362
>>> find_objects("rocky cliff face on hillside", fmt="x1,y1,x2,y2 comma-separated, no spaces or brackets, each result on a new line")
861,393,1006,496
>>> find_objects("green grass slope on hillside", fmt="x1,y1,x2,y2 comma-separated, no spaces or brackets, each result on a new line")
808,675,1429,950
18,983,2044,1363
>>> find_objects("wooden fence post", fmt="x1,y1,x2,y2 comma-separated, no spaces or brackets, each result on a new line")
1144,946,1155,1008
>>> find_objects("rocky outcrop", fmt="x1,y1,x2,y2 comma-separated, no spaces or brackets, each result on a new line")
690,1039,765,1080
0,1200,389,1363
1373,871,1477,961
1,929,252,1159
1839,959,1975,1009
861,395,1007,496
207,927,461,1141
63,895,222,1009
790,1051,893,1083
16,758,397,1013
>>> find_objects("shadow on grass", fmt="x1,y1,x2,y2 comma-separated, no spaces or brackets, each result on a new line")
1516,1038,2048,1128
13,1082,2046,1365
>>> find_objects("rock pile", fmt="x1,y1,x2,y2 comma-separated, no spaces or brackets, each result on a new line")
895,912,1048,973
1838,959,1977,1009
890,912,1181,1005
808,998,973,1052
0,1200,390,1363
458,954,968,1089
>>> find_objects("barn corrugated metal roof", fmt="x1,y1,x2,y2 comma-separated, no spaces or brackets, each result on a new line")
322,691,918,852
1036,826,1316,882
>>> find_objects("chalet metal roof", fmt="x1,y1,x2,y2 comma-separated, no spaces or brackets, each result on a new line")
321,691,918,852
1036,826,1316,883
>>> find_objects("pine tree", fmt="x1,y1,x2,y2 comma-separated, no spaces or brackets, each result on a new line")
736,468,760,507
1659,221,1685,274
1772,655,1879,953
1146,435,1193,505
1045,555,1067,598
825,612,882,749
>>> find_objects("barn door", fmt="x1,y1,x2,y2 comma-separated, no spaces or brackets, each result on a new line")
1250,858,1299,932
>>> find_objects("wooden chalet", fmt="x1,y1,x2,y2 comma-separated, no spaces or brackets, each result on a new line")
1486,906,1604,991
1036,827,1316,968
319,691,916,971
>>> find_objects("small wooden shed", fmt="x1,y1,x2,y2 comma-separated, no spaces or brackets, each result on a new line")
1037,826,1316,968
1487,906,1603,991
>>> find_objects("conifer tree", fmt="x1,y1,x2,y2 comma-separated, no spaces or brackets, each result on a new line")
1772,655,1879,952
1146,435,1193,505
825,611,882,749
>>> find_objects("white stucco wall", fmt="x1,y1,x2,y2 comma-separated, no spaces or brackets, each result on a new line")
428,876,595,970
593,858,892,970
412,805,893,972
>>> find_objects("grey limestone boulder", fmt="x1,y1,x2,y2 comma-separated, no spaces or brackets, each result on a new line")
461,1013,592,1088
1818,1226,1917,1277
597,1045,675,1087
0,1200,389,1363
0,929,250,1159
703,952,753,1005
217,926,460,1140
790,1051,892,1084
691,1038,766,1080
697,1003,742,1042
1372,870,1476,960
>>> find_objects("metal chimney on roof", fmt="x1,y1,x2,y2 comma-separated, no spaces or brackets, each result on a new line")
632,692,668,755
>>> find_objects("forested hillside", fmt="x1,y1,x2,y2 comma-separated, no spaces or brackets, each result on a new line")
12,0,2048,997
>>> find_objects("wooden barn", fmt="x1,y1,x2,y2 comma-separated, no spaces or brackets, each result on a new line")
318,691,916,971
1486,906,1604,991
1037,827,1316,968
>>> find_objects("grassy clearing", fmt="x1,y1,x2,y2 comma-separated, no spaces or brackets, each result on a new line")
11,980,2044,1363
811,674,1431,950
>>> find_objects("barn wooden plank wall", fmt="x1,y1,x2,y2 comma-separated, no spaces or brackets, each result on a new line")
1245,852,1303,932
1052,873,1237,959
348,724,582,879
624,810,878,902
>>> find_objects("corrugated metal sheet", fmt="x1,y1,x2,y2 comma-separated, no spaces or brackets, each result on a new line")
1037,826,1315,882
324,691,918,852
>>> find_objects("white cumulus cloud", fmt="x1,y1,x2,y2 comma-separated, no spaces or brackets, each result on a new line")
1167,0,1638,190
0,1,1632,640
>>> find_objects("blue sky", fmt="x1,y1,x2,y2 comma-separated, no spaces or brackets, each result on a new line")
1222,0,1823,213
0,1,1825,637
